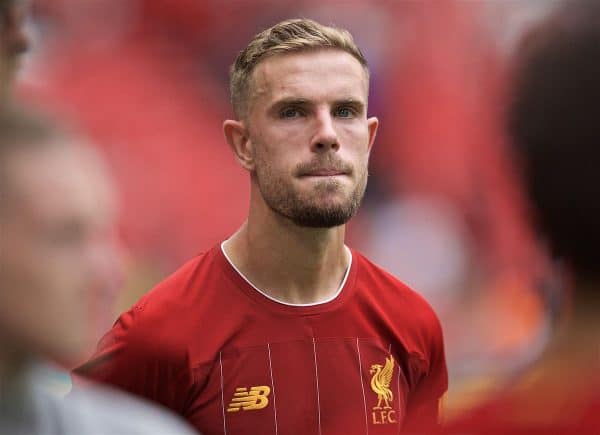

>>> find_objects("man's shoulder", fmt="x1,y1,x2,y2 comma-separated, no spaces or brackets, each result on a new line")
352,249,443,340
87,246,225,362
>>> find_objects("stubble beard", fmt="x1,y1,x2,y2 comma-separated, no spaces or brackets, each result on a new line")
253,158,368,228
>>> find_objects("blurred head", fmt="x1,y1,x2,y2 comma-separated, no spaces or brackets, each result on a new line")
0,108,118,366
225,19,378,228
509,0,600,283
0,0,29,99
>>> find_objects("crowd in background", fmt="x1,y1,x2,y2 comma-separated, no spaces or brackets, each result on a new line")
11,0,569,418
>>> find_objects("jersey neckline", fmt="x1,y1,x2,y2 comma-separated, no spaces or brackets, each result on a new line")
214,241,359,316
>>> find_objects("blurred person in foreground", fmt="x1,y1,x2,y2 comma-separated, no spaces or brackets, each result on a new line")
443,0,600,433
77,18,447,434
0,108,197,434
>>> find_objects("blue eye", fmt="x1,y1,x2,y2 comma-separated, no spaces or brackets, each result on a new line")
280,107,301,118
336,107,354,118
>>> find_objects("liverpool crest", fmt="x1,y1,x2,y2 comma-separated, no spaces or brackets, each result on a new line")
369,355,396,424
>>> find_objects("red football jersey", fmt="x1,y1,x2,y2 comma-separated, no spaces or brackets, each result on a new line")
77,244,447,435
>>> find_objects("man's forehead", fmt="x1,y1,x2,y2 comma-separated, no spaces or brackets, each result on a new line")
250,49,369,104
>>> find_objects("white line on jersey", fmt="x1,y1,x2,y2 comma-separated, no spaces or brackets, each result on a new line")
356,338,369,435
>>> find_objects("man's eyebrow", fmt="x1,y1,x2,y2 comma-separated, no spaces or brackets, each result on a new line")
270,98,310,110
334,99,366,110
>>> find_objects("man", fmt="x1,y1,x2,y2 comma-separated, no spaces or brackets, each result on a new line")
0,0,28,101
443,0,600,432
0,108,197,434
78,19,447,434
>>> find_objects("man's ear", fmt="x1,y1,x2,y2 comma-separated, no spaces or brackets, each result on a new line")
366,116,379,153
223,119,254,171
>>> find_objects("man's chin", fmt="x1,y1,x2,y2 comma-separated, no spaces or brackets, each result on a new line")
287,206,356,228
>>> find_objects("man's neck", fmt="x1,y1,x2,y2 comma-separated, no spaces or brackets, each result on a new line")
223,208,350,305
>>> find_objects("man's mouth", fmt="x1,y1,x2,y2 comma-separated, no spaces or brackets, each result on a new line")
301,169,347,177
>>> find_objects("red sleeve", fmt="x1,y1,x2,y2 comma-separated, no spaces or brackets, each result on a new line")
402,312,448,433
74,303,198,417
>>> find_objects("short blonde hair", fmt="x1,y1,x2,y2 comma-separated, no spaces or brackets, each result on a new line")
229,18,369,119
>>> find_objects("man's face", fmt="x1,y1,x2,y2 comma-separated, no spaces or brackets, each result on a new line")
245,49,378,228
0,141,119,365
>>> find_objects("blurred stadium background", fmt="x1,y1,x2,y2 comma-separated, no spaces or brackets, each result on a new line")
16,0,565,419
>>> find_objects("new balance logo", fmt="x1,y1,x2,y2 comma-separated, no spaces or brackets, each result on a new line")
227,386,271,412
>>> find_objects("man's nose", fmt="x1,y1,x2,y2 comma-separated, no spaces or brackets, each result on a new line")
311,111,339,152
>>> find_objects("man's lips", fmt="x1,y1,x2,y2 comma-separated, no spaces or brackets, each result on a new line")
300,169,348,177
